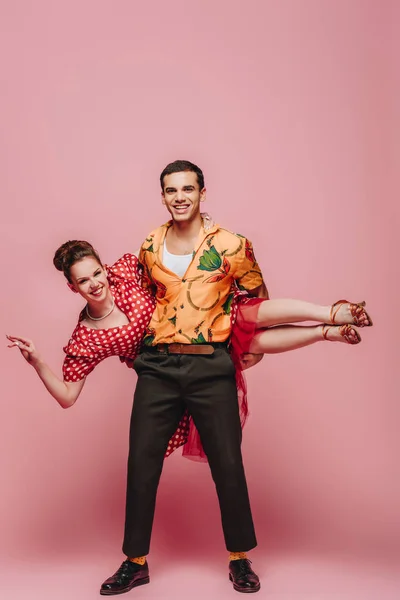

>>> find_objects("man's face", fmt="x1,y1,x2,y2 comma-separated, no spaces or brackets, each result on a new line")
162,171,206,224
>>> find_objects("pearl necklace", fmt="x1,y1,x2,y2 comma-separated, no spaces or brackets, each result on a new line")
85,297,115,321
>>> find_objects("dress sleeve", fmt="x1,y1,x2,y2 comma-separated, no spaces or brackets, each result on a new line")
62,337,101,382
233,238,264,292
106,253,141,283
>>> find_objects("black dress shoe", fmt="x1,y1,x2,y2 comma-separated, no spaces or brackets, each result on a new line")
100,560,150,595
229,559,260,593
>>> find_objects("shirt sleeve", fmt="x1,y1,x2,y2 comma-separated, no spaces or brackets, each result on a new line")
62,338,101,382
138,244,156,293
233,237,264,292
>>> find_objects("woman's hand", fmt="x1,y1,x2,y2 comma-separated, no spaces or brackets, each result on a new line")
201,212,215,232
6,335,43,367
7,334,84,408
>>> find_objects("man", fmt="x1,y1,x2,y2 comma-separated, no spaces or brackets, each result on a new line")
101,160,268,595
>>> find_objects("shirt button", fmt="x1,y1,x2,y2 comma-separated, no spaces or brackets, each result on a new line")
182,279,186,282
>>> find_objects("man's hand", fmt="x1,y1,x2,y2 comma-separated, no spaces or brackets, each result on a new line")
249,281,269,300
240,352,264,370
119,356,135,369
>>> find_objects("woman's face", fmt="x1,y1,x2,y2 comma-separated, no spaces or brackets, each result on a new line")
68,256,109,304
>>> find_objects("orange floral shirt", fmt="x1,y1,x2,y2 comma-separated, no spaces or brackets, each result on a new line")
139,221,264,345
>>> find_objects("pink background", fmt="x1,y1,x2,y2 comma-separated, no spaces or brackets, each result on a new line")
1,1,399,598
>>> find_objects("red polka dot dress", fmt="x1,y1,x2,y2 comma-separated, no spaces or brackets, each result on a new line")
62,254,192,458
63,254,155,380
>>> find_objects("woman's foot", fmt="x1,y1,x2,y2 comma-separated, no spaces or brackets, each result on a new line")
321,324,361,345
330,300,372,327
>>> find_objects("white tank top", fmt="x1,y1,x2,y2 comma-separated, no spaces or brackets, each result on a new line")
162,240,192,278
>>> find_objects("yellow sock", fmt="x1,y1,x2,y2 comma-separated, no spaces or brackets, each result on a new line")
128,556,146,566
229,551,248,562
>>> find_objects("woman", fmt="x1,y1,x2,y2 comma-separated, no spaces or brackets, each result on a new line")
7,239,372,459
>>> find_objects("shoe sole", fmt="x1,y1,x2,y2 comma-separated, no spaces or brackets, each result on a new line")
100,576,150,595
229,574,261,593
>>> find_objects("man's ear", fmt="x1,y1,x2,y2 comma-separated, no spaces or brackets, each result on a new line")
161,192,166,205
67,282,78,294
200,187,207,202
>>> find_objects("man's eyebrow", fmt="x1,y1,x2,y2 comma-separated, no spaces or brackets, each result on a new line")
183,185,195,190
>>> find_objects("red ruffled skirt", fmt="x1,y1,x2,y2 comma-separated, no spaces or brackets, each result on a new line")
179,295,265,462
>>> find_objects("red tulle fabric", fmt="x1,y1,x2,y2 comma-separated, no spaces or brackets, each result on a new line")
181,294,265,461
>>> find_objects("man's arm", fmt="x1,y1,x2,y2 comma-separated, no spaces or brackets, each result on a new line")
240,280,268,370
120,244,154,369
234,237,268,369
137,244,157,295
234,238,266,295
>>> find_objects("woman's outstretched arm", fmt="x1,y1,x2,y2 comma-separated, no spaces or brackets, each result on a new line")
7,335,85,408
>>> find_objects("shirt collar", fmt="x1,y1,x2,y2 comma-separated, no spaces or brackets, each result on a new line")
153,220,220,258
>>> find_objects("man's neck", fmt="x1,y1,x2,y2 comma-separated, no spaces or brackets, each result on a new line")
165,214,203,255
170,214,202,241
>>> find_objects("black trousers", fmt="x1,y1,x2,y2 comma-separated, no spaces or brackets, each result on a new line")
122,348,257,557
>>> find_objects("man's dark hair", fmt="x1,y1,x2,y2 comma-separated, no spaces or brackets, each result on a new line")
160,160,205,191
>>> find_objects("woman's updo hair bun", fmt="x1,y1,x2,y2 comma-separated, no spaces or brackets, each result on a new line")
53,240,102,283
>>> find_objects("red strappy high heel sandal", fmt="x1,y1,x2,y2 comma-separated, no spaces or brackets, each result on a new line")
330,300,373,327
322,324,361,345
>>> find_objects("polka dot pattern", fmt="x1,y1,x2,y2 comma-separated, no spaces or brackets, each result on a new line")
63,254,155,382
62,253,190,457
164,411,190,458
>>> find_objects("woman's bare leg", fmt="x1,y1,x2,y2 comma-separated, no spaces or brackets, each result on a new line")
249,324,360,354
255,299,361,328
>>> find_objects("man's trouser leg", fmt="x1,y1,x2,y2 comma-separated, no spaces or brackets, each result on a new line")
122,352,185,557
182,348,257,552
